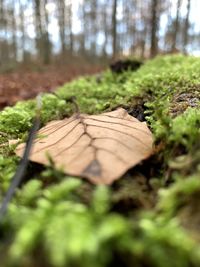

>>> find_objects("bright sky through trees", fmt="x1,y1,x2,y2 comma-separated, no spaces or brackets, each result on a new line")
24,0,200,55
0,0,198,65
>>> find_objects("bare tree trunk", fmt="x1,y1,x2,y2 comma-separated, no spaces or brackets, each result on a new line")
126,0,135,56
67,0,74,56
43,0,51,64
163,4,172,51
34,0,43,60
91,0,98,56
19,0,26,62
150,0,159,58
0,0,9,64
79,2,86,56
136,1,147,58
112,0,117,60
11,1,17,61
102,5,108,58
0,0,4,65
34,0,51,64
140,26,148,58
58,0,73,59
183,0,191,54
171,0,182,52
58,0,66,59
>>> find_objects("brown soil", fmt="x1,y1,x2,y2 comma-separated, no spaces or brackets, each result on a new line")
0,65,103,110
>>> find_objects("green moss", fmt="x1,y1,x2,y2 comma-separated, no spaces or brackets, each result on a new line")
170,108,200,149
6,179,131,267
0,54,200,267
0,155,19,193
136,215,200,267
40,93,69,123
0,94,69,137
0,103,34,135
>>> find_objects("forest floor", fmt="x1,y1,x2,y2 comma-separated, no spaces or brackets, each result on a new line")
0,64,103,109
0,55,200,267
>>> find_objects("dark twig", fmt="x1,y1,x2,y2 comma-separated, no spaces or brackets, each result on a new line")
70,96,80,115
0,95,42,221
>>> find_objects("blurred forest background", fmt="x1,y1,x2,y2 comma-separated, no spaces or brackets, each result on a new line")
0,0,197,67
0,0,198,106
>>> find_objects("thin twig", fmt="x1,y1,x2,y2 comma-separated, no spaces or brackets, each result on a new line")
0,94,42,221
70,96,80,115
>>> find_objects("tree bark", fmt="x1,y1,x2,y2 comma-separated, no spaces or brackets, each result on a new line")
43,0,51,64
171,0,182,52
183,0,191,54
150,0,159,58
102,4,108,58
58,0,66,58
67,0,74,55
11,2,17,61
0,0,9,64
34,0,43,60
19,0,26,62
112,0,117,60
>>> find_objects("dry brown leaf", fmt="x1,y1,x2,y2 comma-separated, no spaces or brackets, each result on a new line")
16,108,153,184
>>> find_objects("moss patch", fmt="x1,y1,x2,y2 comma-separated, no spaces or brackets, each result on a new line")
0,54,200,267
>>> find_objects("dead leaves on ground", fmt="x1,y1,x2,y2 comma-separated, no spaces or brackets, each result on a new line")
16,108,153,184
0,65,102,110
